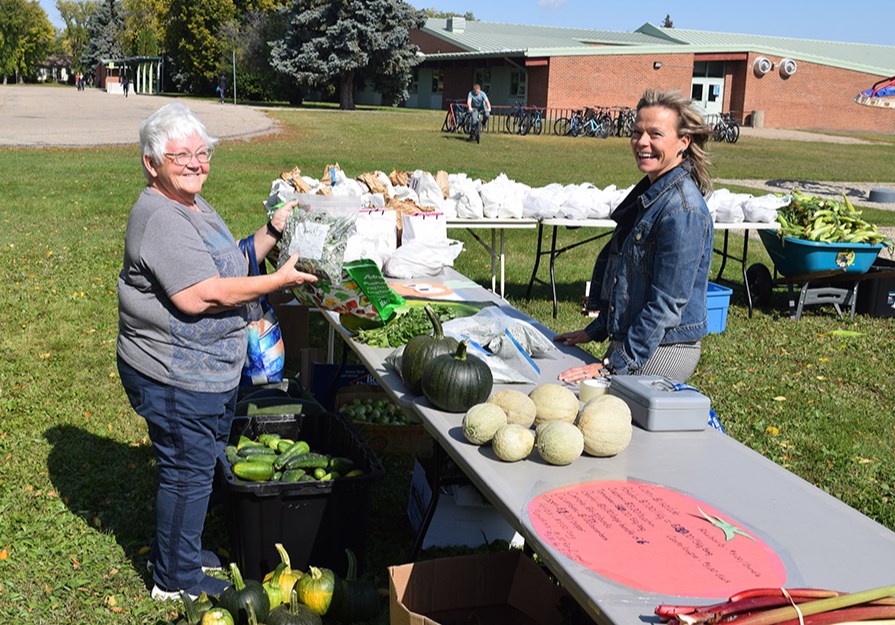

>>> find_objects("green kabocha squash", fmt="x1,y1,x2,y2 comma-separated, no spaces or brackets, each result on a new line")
400,305,460,394
421,340,493,413
328,549,380,623
262,543,304,601
265,588,323,625
262,575,285,610
200,607,235,625
296,566,336,616
218,562,270,625
177,591,204,625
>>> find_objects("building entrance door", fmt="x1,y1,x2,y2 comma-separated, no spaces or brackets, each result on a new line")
691,77,724,115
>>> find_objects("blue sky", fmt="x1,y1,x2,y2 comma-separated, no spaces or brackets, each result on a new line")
39,0,890,46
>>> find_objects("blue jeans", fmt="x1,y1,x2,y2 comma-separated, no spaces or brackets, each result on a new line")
117,355,237,590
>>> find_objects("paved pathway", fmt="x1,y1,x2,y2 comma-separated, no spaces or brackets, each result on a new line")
0,84,278,147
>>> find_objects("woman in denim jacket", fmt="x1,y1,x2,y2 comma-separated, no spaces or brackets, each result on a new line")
557,89,713,382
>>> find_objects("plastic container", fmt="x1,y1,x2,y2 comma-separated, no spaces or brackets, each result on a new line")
609,375,710,431
758,230,883,277
706,282,733,333
219,412,384,580
855,257,895,318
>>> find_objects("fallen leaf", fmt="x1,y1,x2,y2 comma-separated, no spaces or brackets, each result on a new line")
765,426,780,436
0,548,9,560
815,376,826,381
772,396,786,402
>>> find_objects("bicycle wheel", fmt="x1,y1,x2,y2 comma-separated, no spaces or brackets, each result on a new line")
554,118,571,136
441,111,454,133
461,114,472,135
532,116,543,135
726,123,740,144
519,113,532,136
596,118,612,138
713,123,724,142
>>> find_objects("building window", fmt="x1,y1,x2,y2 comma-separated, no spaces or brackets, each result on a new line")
431,70,443,94
510,69,527,98
693,61,725,77
474,68,491,93
691,84,703,101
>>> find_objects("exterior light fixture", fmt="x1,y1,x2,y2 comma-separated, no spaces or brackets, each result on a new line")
653,61,663,70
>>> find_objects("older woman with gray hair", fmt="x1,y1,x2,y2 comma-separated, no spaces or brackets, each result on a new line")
117,102,316,599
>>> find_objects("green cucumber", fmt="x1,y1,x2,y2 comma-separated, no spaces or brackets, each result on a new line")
281,468,307,483
273,440,311,470
244,453,277,465
225,445,240,465
276,438,295,454
344,469,365,478
258,433,281,449
328,457,356,474
232,461,275,482
236,435,255,450
313,467,327,480
282,452,330,471
237,445,277,458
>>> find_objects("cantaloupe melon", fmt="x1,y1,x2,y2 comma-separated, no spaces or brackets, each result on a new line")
491,423,535,462
487,389,537,428
536,421,584,465
462,403,508,445
577,395,632,457
529,384,579,426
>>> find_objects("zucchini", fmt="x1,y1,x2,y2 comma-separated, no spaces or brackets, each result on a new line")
328,457,356,474
282,452,330,471
243,453,277,465
273,440,312,470
281,468,307,483
232,461,275,482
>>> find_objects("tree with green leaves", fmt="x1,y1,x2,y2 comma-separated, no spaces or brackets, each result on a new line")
79,0,124,71
422,7,474,20
271,0,426,110
57,0,97,72
662,14,673,28
162,0,235,93
0,0,56,83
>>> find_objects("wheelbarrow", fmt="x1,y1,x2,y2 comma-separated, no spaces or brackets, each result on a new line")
745,229,886,320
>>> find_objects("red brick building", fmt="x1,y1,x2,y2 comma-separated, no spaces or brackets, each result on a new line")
402,18,895,133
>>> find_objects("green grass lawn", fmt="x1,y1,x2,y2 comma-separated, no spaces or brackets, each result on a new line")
0,104,893,624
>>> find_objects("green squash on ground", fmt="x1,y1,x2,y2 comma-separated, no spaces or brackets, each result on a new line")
577,395,633,457
421,340,493,413
296,566,336,616
200,607,235,625
462,403,508,445
537,421,584,465
328,549,380,623
529,384,579,426
218,562,270,625
487,389,537,428
265,588,323,625
262,543,304,601
491,423,535,462
400,305,460,394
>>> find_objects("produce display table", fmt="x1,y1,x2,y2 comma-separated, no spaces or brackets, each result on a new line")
525,218,780,317
446,217,539,299
319,269,895,625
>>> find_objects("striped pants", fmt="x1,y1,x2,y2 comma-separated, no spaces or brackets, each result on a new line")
606,340,702,382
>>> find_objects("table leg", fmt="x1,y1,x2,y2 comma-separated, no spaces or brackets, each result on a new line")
490,228,498,295
715,230,731,282
499,230,506,299
549,226,559,318
525,223,546,299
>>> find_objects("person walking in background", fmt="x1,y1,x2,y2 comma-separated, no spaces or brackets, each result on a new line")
556,88,714,383
123,74,130,98
217,75,227,104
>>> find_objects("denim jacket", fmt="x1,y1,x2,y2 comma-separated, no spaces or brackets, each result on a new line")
584,162,713,374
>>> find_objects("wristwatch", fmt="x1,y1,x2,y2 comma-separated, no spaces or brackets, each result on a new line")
266,220,283,241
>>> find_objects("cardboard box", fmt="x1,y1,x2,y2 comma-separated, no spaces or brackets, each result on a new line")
298,348,378,409
406,460,522,549
388,551,569,625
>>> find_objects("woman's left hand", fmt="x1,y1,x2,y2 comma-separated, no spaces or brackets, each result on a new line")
269,199,301,233
558,362,605,383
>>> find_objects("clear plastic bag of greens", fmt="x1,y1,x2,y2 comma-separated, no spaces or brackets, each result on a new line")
277,194,360,285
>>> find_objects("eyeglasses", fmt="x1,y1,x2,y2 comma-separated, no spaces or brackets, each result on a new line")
162,148,214,166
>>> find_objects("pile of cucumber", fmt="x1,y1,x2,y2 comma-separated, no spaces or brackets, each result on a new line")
225,433,363,483
340,397,413,425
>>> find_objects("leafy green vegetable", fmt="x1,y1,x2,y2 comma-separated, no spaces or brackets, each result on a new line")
353,305,463,347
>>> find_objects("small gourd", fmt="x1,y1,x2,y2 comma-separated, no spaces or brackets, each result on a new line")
491,423,535,462
577,395,633,457
262,543,304,602
487,389,537,428
421,340,493,413
296,566,336,616
462,403,508,445
529,384,579,426
218,562,270,625
536,421,584,465
265,588,323,625
400,305,460,394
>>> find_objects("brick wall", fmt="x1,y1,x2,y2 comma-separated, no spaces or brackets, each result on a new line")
411,30,465,54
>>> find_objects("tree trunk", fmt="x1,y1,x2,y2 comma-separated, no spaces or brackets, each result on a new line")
339,71,356,110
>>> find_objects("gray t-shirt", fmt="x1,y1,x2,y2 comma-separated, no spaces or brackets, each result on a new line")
117,187,248,392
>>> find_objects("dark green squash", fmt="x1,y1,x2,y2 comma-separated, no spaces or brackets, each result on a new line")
400,305,460,394
295,566,336,616
421,340,493,413
265,588,323,625
328,549,380,624
177,591,204,625
218,562,270,625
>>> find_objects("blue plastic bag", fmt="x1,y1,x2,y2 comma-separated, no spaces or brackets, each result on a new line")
238,235,285,387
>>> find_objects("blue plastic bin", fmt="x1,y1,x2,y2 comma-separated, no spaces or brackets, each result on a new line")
706,282,732,333
758,230,883,277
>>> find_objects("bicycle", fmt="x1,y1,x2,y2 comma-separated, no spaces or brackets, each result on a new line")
441,101,467,133
554,109,584,136
713,112,740,143
611,107,635,137
505,101,526,134
520,107,545,135
468,108,484,143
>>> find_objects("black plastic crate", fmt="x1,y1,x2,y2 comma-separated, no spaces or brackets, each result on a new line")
219,411,384,580
856,257,895,318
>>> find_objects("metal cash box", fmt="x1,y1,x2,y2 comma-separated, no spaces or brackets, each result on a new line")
608,375,710,431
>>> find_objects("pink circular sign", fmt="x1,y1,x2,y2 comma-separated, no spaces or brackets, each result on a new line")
528,480,786,597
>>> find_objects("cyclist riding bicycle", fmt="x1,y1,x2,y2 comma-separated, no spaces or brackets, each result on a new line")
466,83,491,142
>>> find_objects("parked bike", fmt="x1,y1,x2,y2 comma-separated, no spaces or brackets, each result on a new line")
713,112,740,143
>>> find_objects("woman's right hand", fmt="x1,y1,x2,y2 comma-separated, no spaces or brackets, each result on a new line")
553,329,592,347
276,252,318,289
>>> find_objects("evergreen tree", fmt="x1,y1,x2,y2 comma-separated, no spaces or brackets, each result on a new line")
58,0,98,73
271,0,425,110
662,14,674,28
79,0,124,70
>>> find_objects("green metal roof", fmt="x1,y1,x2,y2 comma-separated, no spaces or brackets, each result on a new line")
418,19,895,77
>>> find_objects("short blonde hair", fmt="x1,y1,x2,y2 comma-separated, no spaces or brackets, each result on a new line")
636,89,713,195
139,103,218,181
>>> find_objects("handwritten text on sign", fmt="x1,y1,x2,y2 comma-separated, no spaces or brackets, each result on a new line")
528,481,786,597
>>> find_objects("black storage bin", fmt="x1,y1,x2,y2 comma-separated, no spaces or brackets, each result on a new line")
219,412,384,581
856,257,895,318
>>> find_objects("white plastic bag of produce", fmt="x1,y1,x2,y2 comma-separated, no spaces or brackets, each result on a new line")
451,176,484,219
743,193,790,223
522,185,563,219
382,238,464,279
709,188,748,223
402,211,447,244
343,209,397,268
393,185,421,205
410,170,445,211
